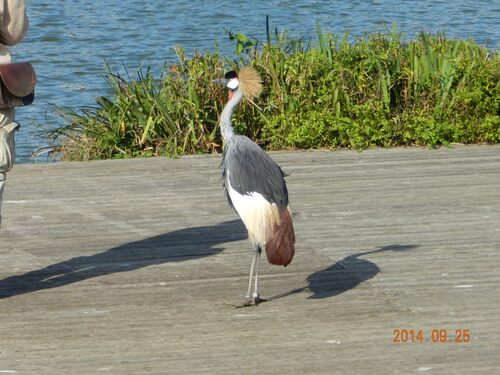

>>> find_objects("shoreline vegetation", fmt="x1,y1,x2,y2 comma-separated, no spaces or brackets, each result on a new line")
49,21,499,160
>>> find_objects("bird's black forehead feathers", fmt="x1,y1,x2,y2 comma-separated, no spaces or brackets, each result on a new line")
225,70,238,80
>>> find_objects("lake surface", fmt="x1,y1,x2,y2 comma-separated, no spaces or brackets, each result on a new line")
12,0,499,162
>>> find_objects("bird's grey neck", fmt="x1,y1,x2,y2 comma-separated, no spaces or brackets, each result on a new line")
220,89,243,141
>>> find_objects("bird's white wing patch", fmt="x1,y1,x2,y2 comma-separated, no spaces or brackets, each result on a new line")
226,176,280,247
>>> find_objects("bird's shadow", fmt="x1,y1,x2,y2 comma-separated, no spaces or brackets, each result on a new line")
269,244,419,301
0,219,246,299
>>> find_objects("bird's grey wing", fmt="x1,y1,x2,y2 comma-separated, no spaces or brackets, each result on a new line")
222,136,289,209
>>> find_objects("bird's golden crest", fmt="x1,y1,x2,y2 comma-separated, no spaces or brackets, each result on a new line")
238,66,262,100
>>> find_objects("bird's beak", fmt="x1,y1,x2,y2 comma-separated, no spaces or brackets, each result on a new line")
212,78,229,85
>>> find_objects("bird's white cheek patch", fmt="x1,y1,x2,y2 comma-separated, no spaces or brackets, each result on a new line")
227,78,239,90
227,179,280,247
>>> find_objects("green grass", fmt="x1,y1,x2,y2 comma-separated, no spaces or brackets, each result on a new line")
50,21,500,160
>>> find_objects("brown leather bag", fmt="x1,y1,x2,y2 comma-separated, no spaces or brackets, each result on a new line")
0,62,36,108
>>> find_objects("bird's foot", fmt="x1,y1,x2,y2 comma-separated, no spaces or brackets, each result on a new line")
252,292,261,305
236,294,268,308
242,299,254,307
251,293,267,305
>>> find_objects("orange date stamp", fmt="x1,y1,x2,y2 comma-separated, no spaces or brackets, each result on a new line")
393,329,471,343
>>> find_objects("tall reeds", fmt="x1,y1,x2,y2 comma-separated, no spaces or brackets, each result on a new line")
52,22,499,160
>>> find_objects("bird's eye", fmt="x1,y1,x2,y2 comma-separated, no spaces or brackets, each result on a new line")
227,79,239,90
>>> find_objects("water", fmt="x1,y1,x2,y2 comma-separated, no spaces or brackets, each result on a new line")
12,0,499,162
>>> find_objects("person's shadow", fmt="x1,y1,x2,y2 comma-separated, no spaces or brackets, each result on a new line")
0,219,246,299
270,244,419,301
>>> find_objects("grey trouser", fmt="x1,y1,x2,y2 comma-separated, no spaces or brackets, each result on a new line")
0,109,18,228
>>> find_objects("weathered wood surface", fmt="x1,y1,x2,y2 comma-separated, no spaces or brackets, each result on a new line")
1,145,499,374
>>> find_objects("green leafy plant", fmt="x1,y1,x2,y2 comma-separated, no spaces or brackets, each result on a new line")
50,21,500,160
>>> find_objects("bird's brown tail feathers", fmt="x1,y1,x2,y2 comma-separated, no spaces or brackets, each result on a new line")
265,208,295,266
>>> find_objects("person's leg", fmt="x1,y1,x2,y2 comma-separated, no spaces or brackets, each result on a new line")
0,173,5,227
0,110,19,228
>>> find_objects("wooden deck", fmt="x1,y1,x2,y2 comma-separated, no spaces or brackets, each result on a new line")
1,145,499,374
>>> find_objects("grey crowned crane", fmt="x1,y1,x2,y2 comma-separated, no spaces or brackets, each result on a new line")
214,67,295,305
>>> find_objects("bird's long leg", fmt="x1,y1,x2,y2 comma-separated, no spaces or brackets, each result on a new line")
252,247,262,304
245,246,259,300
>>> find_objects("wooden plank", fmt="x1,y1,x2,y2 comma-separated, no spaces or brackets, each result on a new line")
0,145,499,374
